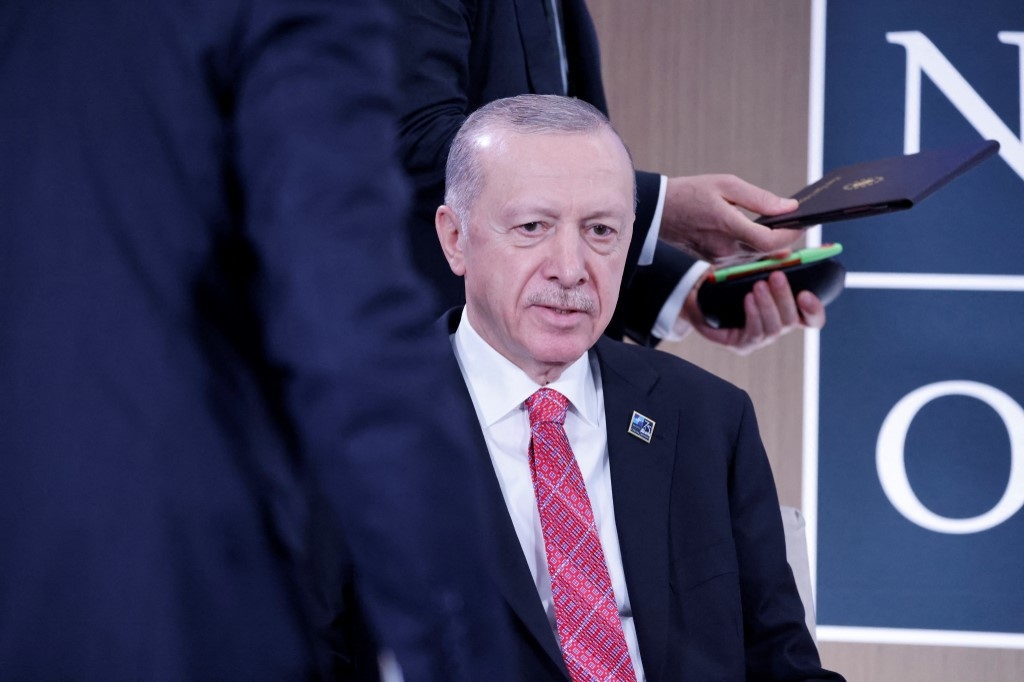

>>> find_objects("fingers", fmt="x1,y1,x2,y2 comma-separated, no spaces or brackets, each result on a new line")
742,285,768,338
796,289,826,330
723,223,805,261
730,272,812,354
766,270,802,326
749,272,827,328
749,272,807,328
716,174,798,216
736,279,783,350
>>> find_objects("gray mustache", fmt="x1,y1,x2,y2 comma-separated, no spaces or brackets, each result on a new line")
526,288,595,312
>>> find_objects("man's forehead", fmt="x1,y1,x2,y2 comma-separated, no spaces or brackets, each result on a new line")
472,128,633,204
473,129,632,186
469,129,502,153
471,125,624,152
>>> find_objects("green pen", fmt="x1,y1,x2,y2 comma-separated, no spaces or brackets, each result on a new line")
710,243,843,283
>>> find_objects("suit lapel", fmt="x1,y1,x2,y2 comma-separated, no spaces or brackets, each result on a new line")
596,338,676,679
440,311,569,677
512,0,565,94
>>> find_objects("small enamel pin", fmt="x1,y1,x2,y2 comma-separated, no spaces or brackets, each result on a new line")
627,411,655,443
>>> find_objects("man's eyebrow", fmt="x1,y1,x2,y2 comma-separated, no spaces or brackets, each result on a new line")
496,195,632,224
580,205,632,222
498,200,557,219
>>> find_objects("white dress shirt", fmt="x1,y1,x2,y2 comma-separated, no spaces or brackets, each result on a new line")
648,176,712,340
451,310,647,681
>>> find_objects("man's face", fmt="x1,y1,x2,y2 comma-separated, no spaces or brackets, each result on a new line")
437,127,635,382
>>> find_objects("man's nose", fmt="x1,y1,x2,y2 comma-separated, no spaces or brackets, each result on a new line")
543,227,588,286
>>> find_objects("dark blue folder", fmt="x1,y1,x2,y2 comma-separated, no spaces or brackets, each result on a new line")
758,139,1000,228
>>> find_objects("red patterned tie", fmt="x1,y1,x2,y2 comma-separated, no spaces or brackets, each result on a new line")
526,388,636,682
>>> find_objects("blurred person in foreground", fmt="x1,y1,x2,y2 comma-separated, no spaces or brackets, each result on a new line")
0,1,505,679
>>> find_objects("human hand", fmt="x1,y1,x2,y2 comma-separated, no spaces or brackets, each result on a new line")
682,269,826,356
662,174,803,266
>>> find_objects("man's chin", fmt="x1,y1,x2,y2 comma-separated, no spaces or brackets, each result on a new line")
526,335,594,368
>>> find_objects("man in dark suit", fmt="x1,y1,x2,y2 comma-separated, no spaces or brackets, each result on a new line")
396,0,826,351
433,94,845,680
0,1,505,679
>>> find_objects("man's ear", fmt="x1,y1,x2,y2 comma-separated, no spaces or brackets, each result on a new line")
435,205,467,276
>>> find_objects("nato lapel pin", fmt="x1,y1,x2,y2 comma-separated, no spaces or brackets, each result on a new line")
627,411,655,443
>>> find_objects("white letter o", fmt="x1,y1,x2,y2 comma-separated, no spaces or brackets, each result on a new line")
876,380,1024,534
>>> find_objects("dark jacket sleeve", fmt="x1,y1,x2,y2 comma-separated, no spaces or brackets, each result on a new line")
608,172,700,346
727,396,845,681
234,1,509,679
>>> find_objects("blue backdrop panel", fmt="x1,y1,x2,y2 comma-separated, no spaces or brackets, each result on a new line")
816,0,1024,638
818,289,1024,633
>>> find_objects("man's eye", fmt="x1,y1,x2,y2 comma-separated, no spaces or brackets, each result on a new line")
590,224,615,237
517,222,543,233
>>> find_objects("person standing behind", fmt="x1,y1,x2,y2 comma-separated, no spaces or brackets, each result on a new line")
0,1,505,679
395,0,825,351
433,94,844,680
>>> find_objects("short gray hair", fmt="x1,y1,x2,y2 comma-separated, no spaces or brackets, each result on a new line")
444,94,636,224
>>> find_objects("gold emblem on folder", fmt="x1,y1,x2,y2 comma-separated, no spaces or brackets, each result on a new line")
843,176,884,191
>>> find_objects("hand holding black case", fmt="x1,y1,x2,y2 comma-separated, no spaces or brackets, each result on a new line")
697,257,846,329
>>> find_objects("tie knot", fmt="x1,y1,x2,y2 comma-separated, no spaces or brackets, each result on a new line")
526,388,569,426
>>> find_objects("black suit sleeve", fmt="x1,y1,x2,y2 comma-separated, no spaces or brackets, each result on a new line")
728,396,845,681
609,171,702,346
394,0,475,195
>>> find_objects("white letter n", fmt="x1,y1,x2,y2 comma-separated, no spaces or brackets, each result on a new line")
886,31,1024,181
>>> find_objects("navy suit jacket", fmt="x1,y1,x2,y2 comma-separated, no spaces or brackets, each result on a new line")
441,311,845,681
395,0,698,344
0,2,505,679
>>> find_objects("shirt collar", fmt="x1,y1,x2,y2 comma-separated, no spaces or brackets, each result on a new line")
452,309,599,428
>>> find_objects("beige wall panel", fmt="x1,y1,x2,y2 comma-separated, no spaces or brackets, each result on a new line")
818,642,1024,682
587,0,812,506
587,1,1024,679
